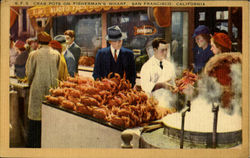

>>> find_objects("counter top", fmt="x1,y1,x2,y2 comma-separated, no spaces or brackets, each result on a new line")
9,77,29,89
78,65,94,72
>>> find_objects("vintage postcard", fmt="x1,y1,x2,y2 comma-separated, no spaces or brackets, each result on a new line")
0,0,249,157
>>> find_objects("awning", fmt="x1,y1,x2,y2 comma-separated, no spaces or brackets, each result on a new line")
27,6,130,18
10,7,19,28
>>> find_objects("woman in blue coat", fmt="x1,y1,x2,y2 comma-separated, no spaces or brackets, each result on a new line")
192,25,214,74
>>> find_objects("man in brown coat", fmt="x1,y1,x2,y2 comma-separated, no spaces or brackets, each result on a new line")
25,32,60,147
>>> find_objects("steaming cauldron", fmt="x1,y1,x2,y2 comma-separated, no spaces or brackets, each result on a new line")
121,97,242,149
138,97,242,149
121,53,242,149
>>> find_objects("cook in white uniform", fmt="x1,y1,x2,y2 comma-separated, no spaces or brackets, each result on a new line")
140,38,176,94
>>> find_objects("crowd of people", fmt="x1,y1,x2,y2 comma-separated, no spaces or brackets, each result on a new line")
10,30,81,148
140,25,233,95
10,24,234,148
192,25,232,74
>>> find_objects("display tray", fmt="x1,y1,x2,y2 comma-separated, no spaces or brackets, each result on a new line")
9,77,29,89
42,101,125,131
78,65,94,72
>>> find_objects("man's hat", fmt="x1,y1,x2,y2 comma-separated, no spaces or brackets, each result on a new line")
37,31,52,43
54,35,66,43
192,25,210,38
26,37,37,45
105,25,127,41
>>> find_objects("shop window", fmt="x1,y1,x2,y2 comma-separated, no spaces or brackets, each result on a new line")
108,11,165,52
74,15,102,56
107,10,165,72
216,11,228,20
232,24,238,39
215,21,228,32
53,14,102,56
120,17,129,23
171,12,189,71
198,12,205,21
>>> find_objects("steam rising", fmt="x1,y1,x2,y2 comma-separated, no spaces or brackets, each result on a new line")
152,89,177,109
162,95,242,132
197,75,223,103
229,63,242,115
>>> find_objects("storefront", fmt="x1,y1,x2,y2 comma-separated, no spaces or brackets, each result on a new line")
10,6,241,75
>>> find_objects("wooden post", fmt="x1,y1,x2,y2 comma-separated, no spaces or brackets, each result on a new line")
228,7,232,42
101,12,107,48
212,103,219,148
10,91,22,147
121,130,133,148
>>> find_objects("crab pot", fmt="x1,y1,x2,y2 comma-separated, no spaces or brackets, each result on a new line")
139,97,242,148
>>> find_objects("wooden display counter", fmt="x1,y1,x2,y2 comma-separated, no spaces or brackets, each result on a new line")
42,102,141,148
9,77,30,147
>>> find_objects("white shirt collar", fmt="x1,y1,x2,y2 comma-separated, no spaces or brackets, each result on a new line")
110,45,120,58
152,55,165,66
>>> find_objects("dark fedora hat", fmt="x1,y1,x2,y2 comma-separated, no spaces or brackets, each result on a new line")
105,25,127,41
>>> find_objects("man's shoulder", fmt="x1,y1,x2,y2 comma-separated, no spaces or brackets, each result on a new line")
141,57,152,69
98,47,110,53
165,59,175,69
70,42,81,51
29,50,38,57
121,47,134,58
51,49,61,56
65,50,75,58
72,42,80,48
121,47,133,53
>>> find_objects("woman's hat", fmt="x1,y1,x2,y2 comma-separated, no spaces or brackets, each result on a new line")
212,32,232,49
49,40,62,52
37,31,52,43
105,25,127,41
192,25,210,38
15,40,25,49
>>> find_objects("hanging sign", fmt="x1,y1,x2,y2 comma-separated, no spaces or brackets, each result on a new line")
134,25,157,36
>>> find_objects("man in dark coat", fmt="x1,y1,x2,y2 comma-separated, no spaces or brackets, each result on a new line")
93,25,136,87
64,30,81,75
14,40,29,79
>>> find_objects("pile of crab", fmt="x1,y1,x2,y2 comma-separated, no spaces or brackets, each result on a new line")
174,70,198,94
46,73,174,128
